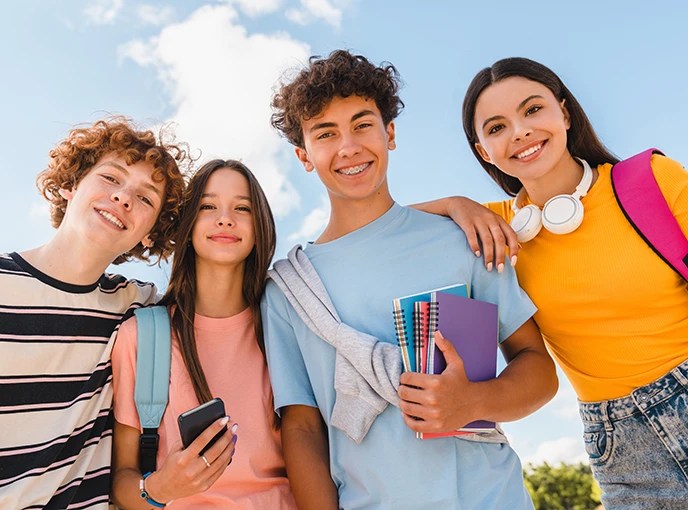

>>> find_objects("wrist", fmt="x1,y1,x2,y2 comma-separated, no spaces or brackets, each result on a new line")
462,381,487,426
141,471,170,507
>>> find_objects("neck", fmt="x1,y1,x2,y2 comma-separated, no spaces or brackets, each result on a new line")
194,259,247,318
316,183,394,244
20,228,116,285
520,152,597,207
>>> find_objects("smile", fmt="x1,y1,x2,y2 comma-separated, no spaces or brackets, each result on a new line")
514,142,545,159
209,233,240,243
96,209,125,229
337,162,370,175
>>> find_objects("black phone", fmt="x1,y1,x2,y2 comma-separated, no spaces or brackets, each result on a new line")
177,397,227,456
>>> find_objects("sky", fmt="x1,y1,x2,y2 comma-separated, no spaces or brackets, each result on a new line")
2,0,687,467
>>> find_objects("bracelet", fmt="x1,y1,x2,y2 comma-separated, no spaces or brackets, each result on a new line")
139,472,166,508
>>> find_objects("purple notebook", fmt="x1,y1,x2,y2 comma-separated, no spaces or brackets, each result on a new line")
431,292,498,431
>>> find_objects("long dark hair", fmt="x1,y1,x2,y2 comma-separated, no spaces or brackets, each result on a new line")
462,57,618,196
159,159,276,405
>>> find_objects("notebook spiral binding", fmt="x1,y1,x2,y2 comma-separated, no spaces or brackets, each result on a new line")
427,301,440,374
392,309,408,348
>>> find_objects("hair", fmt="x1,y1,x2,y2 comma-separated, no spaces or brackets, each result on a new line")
158,159,276,407
36,116,188,264
462,57,618,196
271,49,405,148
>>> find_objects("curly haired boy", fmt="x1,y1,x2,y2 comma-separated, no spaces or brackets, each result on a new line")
0,117,187,509
263,50,557,509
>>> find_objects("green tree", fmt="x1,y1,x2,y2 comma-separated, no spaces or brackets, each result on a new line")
524,462,602,510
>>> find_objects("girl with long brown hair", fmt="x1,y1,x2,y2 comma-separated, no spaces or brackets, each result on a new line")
110,160,296,509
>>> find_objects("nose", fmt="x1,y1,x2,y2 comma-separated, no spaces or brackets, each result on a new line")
337,132,362,159
216,209,234,227
512,121,532,142
111,190,132,210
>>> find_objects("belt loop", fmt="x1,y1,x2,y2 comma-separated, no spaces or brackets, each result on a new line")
601,400,614,432
671,361,688,389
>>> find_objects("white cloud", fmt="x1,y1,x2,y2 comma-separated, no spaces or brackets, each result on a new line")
223,0,283,17
288,197,330,242
84,0,124,25
286,0,344,28
119,4,311,217
523,436,588,467
549,386,580,421
136,4,176,26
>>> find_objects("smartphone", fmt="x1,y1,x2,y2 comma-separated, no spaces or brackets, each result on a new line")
177,397,227,456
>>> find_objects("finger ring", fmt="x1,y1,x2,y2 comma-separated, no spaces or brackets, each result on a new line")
202,455,211,468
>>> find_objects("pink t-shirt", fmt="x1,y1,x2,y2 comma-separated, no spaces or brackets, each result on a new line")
112,307,296,509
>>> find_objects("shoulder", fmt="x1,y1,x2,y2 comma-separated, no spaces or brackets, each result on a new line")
0,252,29,276
98,273,158,304
483,199,515,223
649,153,688,205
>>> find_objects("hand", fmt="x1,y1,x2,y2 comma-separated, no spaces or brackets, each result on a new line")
145,416,238,503
445,197,520,273
397,331,482,433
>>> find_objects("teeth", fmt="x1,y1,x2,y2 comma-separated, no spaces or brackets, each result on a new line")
339,163,369,175
98,210,125,229
516,144,542,159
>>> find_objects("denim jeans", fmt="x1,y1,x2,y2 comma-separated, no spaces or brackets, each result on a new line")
578,358,688,509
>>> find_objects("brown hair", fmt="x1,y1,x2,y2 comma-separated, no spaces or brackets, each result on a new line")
462,57,618,196
158,159,276,406
36,116,188,264
271,49,404,148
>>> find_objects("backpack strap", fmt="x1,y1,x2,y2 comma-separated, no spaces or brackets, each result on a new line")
133,306,171,474
611,148,688,282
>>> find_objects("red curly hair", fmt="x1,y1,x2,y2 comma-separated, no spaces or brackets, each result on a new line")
36,116,189,265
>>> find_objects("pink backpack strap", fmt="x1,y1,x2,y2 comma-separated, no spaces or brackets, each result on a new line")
611,148,688,282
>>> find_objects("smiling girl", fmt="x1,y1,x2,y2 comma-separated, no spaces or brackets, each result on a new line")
423,57,688,508
110,160,296,509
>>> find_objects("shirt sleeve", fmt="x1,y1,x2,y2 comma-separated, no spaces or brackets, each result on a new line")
111,316,144,431
468,250,537,343
483,199,515,223
651,154,688,235
261,280,318,415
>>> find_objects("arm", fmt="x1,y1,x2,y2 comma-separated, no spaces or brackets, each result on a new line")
411,197,520,272
281,405,338,510
111,417,237,508
398,319,557,433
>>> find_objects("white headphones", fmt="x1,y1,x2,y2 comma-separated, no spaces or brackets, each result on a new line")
510,158,593,243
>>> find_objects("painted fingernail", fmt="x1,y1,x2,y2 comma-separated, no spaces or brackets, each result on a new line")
497,263,504,274
511,255,518,267
231,434,238,444
231,423,238,434
487,262,493,272
220,416,229,426
474,250,481,257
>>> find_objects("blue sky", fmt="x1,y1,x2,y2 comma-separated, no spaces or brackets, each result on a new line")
2,0,686,466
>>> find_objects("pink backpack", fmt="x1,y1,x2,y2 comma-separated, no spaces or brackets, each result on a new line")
611,148,688,281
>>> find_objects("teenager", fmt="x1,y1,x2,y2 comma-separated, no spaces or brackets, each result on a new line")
263,50,558,510
111,160,297,509
425,57,688,508
0,117,186,509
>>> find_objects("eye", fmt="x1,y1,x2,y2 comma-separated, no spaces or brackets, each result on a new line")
102,174,118,183
236,205,252,213
316,132,333,140
139,195,154,206
355,122,373,130
488,124,504,135
525,105,542,116
199,203,215,210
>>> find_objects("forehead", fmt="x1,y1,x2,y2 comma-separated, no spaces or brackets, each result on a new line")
303,95,381,125
475,77,557,118
203,168,250,196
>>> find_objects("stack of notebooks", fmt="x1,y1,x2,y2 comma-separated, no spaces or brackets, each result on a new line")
392,283,498,439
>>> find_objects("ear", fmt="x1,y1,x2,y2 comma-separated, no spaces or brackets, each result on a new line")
58,187,74,201
474,142,492,164
141,235,154,249
295,146,315,173
560,98,571,130
386,121,396,151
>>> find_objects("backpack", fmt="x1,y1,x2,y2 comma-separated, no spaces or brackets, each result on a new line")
611,148,688,282
133,306,171,474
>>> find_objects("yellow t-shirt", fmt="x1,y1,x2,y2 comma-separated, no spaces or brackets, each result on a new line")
486,155,688,402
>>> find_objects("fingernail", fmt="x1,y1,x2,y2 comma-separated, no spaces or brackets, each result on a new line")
231,434,238,444
487,262,493,272
518,243,523,249
497,263,504,274
474,250,481,257
511,255,517,267
220,416,229,426
231,423,238,434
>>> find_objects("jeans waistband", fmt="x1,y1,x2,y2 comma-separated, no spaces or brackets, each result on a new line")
578,358,688,423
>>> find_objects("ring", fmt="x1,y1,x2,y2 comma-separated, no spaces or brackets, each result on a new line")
201,455,211,468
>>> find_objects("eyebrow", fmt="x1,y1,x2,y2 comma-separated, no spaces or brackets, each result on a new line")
96,161,163,197
201,193,252,201
308,109,376,132
481,95,545,130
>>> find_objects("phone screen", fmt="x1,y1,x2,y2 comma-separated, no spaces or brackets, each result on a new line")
177,397,227,455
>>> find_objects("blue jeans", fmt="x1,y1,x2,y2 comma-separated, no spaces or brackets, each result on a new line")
579,358,688,509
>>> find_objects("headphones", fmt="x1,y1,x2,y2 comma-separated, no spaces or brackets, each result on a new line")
510,158,593,243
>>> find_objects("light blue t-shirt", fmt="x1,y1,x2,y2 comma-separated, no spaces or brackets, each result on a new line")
262,203,537,510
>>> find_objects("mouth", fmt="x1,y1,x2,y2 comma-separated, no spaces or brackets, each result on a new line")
96,209,126,230
513,140,547,161
336,162,371,176
208,233,240,244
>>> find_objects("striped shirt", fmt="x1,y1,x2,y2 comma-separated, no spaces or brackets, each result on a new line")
0,253,157,509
